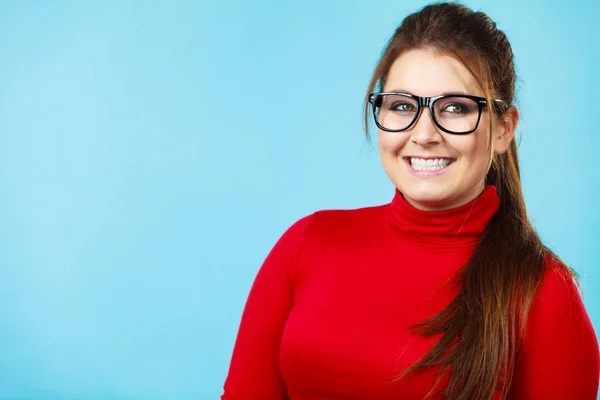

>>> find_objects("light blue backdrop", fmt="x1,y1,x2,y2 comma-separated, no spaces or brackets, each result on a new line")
0,1,598,399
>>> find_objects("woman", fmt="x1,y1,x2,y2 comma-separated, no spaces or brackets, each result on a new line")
221,2,599,399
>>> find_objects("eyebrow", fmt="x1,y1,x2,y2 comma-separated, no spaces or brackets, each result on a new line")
384,88,473,96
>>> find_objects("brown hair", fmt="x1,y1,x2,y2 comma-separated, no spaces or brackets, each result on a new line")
363,3,580,399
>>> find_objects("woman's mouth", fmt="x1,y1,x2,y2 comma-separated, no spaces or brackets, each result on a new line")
404,157,455,176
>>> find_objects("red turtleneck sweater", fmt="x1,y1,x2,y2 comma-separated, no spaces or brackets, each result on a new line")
222,186,599,399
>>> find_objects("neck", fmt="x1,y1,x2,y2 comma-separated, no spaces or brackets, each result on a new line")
385,184,500,248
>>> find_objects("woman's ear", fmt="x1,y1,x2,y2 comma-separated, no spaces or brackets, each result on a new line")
493,106,519,155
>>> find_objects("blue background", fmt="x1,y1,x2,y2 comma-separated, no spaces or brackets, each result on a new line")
0,0,598,399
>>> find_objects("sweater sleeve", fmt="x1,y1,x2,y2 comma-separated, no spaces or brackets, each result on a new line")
508,262,600,399
221,214,313,400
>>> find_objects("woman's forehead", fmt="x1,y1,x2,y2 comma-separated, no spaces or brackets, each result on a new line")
384,49,484,97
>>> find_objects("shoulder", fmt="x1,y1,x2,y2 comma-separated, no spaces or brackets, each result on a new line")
273,203,387,259
525,254,598,349
510,256,599,397
306,203,388,235
533,255,584,313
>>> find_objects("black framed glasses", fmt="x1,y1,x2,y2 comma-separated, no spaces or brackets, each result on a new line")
368,92,509,135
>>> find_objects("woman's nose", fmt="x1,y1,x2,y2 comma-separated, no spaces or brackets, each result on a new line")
409,107,442,146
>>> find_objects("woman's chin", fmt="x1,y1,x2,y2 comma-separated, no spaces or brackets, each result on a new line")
404,194,453,211
398,185,458,211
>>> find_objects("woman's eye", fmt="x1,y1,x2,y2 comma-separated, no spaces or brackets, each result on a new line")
444,103,469,113
391,103,415,112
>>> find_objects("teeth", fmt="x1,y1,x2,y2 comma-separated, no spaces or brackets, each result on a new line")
410,157,452,171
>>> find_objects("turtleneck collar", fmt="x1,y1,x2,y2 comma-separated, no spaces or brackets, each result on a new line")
385,185,500,248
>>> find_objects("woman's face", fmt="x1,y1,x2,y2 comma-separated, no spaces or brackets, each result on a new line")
378,49,516,211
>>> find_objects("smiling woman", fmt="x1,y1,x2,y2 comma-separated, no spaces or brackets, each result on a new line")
373,49,515,211
221,2,599,400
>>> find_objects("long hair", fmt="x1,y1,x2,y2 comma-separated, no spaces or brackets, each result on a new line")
363,3,580,399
